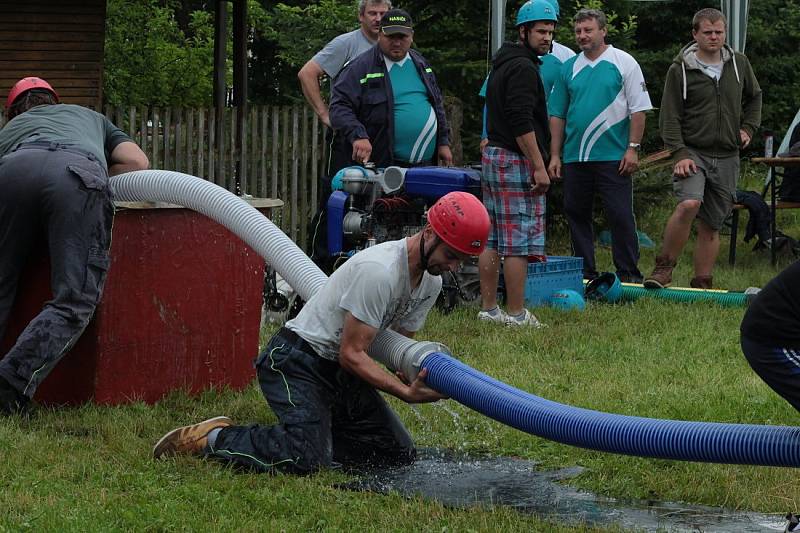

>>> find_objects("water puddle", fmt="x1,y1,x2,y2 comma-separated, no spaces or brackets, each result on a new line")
342,449,787,532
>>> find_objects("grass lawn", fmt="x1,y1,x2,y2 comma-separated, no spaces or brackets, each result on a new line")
2,162,800,531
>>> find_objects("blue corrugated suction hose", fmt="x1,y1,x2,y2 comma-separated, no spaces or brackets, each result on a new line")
423,352,800,466
111,171,800,467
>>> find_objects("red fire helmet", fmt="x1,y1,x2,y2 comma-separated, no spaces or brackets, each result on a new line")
5,77,59,110
428,191,490,256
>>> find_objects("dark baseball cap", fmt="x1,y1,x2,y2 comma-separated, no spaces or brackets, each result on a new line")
380,9,414,35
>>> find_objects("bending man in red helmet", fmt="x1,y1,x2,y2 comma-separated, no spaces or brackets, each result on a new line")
0,77,149,415
154,191,490,473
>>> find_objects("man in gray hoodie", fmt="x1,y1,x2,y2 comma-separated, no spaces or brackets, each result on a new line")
645,8,761,289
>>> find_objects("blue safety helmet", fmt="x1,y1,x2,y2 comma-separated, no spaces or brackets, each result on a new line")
550,289,586,311
542,0,560,18
516,0,558,26
585,272,623,303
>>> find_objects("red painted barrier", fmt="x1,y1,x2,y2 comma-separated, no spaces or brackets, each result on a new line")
0,200,281,406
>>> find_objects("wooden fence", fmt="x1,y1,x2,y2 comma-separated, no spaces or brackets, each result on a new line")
102,104,327,249
1,100,463,250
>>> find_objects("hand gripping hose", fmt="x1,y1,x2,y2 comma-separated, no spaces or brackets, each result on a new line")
110,171,800,467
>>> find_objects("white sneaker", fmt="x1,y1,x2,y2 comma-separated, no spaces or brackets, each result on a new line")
477,307,508,324
506,309,544,328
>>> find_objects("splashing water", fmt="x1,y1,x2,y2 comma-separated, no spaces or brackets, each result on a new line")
341,449,789,532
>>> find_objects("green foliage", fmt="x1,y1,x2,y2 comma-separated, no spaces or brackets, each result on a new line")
104,0,217,107
260,0,358,68
744,0,800,141
3,211,800,529
102,0,800,153
248,0,358,104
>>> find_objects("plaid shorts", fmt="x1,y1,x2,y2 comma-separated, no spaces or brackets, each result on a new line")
481,146,546,256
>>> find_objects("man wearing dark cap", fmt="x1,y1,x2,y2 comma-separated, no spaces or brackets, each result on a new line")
329,9,452,173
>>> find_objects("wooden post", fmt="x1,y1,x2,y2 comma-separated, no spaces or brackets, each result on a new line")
127,106,137,141
175,108,183,173
290,106,300,240
152,107,160,169
163,107,172,171
281,107,290,230
271,107,279,202
139,106,149,157
311,113,319,214
186,108,194,177
198,109,206,180
229,109,237,192
300,106,309,248
209,109,216,184
260,106,268,199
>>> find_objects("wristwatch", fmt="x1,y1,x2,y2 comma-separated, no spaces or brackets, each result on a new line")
628,142,641,151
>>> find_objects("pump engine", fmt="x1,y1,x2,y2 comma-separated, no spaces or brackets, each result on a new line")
326,165,483,309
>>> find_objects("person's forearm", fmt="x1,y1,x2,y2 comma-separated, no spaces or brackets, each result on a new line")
515,131,546,171
339,349,410,401
108,141,149,176
298,71,328,121
628,111,646,145
109,162,146,176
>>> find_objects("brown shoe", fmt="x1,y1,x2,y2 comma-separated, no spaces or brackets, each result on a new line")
643,255,676,289
690,275,713,289
153,416,232,459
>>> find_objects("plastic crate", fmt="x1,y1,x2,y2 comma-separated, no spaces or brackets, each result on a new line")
524,256,584,307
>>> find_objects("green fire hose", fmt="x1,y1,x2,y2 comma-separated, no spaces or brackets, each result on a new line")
618,283,749,307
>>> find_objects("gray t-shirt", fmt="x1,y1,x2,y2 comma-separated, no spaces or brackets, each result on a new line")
286,238,442,361
0,104,131,168
312,28,376,79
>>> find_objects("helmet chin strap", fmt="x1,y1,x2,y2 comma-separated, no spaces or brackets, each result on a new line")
419,232,441,271
521,25,535,52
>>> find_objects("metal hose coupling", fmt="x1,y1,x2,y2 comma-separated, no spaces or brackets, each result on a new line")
399,340,452,382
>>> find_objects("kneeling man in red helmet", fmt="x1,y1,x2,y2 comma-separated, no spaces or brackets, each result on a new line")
154,191,490,473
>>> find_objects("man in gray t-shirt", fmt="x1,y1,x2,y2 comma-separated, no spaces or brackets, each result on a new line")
154,192,491,475
0,77,149,415
298,0,390,128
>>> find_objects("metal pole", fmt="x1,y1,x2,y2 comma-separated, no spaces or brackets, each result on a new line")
491,0,507,56
233,0,248,196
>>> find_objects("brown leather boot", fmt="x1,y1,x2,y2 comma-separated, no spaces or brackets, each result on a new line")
690,275,713,289
643,255,676,289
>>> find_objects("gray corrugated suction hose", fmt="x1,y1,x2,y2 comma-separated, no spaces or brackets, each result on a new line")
109,170,439,376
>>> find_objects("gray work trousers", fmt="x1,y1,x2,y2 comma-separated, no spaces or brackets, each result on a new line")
0,143,114,398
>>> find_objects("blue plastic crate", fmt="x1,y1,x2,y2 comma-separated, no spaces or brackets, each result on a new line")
524,256,584,307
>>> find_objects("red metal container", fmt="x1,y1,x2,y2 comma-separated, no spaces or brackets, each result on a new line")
0,200,281,405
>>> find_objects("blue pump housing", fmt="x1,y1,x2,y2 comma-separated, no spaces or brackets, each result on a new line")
403,166,481,200
326,191,348,256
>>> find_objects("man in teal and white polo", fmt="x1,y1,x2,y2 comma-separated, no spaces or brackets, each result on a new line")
329,9,452,172
548,8,652,283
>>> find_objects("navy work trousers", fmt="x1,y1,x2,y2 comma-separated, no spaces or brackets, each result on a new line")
741,335,800,414
208,328,416,474
0,143,114,398
562,161,641,280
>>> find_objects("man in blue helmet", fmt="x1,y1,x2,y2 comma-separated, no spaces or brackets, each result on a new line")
477,0,554,327
478,0,573,153
548,8,652,283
